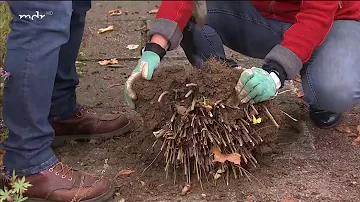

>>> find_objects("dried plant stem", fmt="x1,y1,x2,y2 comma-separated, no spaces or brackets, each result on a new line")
158,91,169,102
250,103,259,115
186,83,198,87
142,150,163,174
149,88,280,186
280,110,298,122
263,105,280,128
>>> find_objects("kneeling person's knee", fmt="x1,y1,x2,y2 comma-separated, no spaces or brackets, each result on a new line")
314,81,356,113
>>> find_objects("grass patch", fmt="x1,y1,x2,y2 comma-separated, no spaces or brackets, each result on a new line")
0,3,12,67
0,3,12,142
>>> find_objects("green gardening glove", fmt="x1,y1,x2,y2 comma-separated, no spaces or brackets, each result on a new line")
124,51,160,109
235,67,280,104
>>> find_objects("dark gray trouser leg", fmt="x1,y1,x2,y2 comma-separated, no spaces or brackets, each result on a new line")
180,1,360,113
301,20,360,113
180,1,290,67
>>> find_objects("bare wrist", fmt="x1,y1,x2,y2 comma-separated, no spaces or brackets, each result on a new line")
150,34,169,50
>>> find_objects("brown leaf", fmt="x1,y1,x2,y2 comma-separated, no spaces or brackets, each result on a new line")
180,183,191,196
175,105,187,116
249,110,256,117
297,91,304,98
103,75,112,80
347,133,358,137
211,146,241,165
351,136,360,146
148,8,159,14
280,199,299,202
335,125,352,133
107,83,121,88
115,170,134,178
357,125,360,134
108,9,122,16
98,58,118,66
97,25,114,34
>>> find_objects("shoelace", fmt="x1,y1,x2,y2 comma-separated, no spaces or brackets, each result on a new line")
75,107,96,117
49,162,74,180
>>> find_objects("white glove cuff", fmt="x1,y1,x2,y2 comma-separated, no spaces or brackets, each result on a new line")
270,72,281,90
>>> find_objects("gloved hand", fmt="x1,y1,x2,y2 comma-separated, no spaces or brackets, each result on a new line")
124,43,166,109
235,60,287,104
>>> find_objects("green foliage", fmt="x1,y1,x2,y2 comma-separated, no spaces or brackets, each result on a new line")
0,170,32,202
75,61,84,77
0,126,7,140
0,2,12,67
0,2,11,139
0,4,84,186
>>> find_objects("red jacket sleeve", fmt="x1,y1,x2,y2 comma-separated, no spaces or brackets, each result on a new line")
280,1,339,63
156,1,194,32
149,1,194,50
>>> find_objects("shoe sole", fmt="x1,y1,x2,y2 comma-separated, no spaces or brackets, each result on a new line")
51,121,133,148
310,115,343,129
26,185,115,202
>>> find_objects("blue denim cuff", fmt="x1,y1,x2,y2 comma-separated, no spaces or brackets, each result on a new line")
48,102,81,122
10,156,58,176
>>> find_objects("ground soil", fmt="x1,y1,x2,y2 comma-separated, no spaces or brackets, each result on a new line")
54,58,360,202
0,1,358,201
55,2,360,201
132,60,242,130
130,60,283,187
132,60,281,130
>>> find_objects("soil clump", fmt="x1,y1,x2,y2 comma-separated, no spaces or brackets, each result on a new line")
132,59,282,183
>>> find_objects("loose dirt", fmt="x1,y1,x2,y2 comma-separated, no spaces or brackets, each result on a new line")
131,60,282,186
59,59,360,202
132,59,281,130
132,59,243,130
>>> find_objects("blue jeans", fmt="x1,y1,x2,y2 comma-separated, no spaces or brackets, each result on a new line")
181,1,360,113
2,1,90,176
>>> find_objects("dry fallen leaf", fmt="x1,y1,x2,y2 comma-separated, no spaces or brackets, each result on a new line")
280,199,299,202
115,169,134,178
97,25,114,34
297,91,304,98
357,125,360,134
335,125,352,134
103,75,112,80
107,83,121,88
211,146,241,165
175,105,187,116
180,183,191,196
126,44,139,50
347,133,358,137
213,173,221,180
249,110,256,117
108,9,122,16
351,136,360,146
98,58,118,66
148,8,159,14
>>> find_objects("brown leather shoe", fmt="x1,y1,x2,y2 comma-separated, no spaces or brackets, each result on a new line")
51,107,132,147
24,162,114,202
